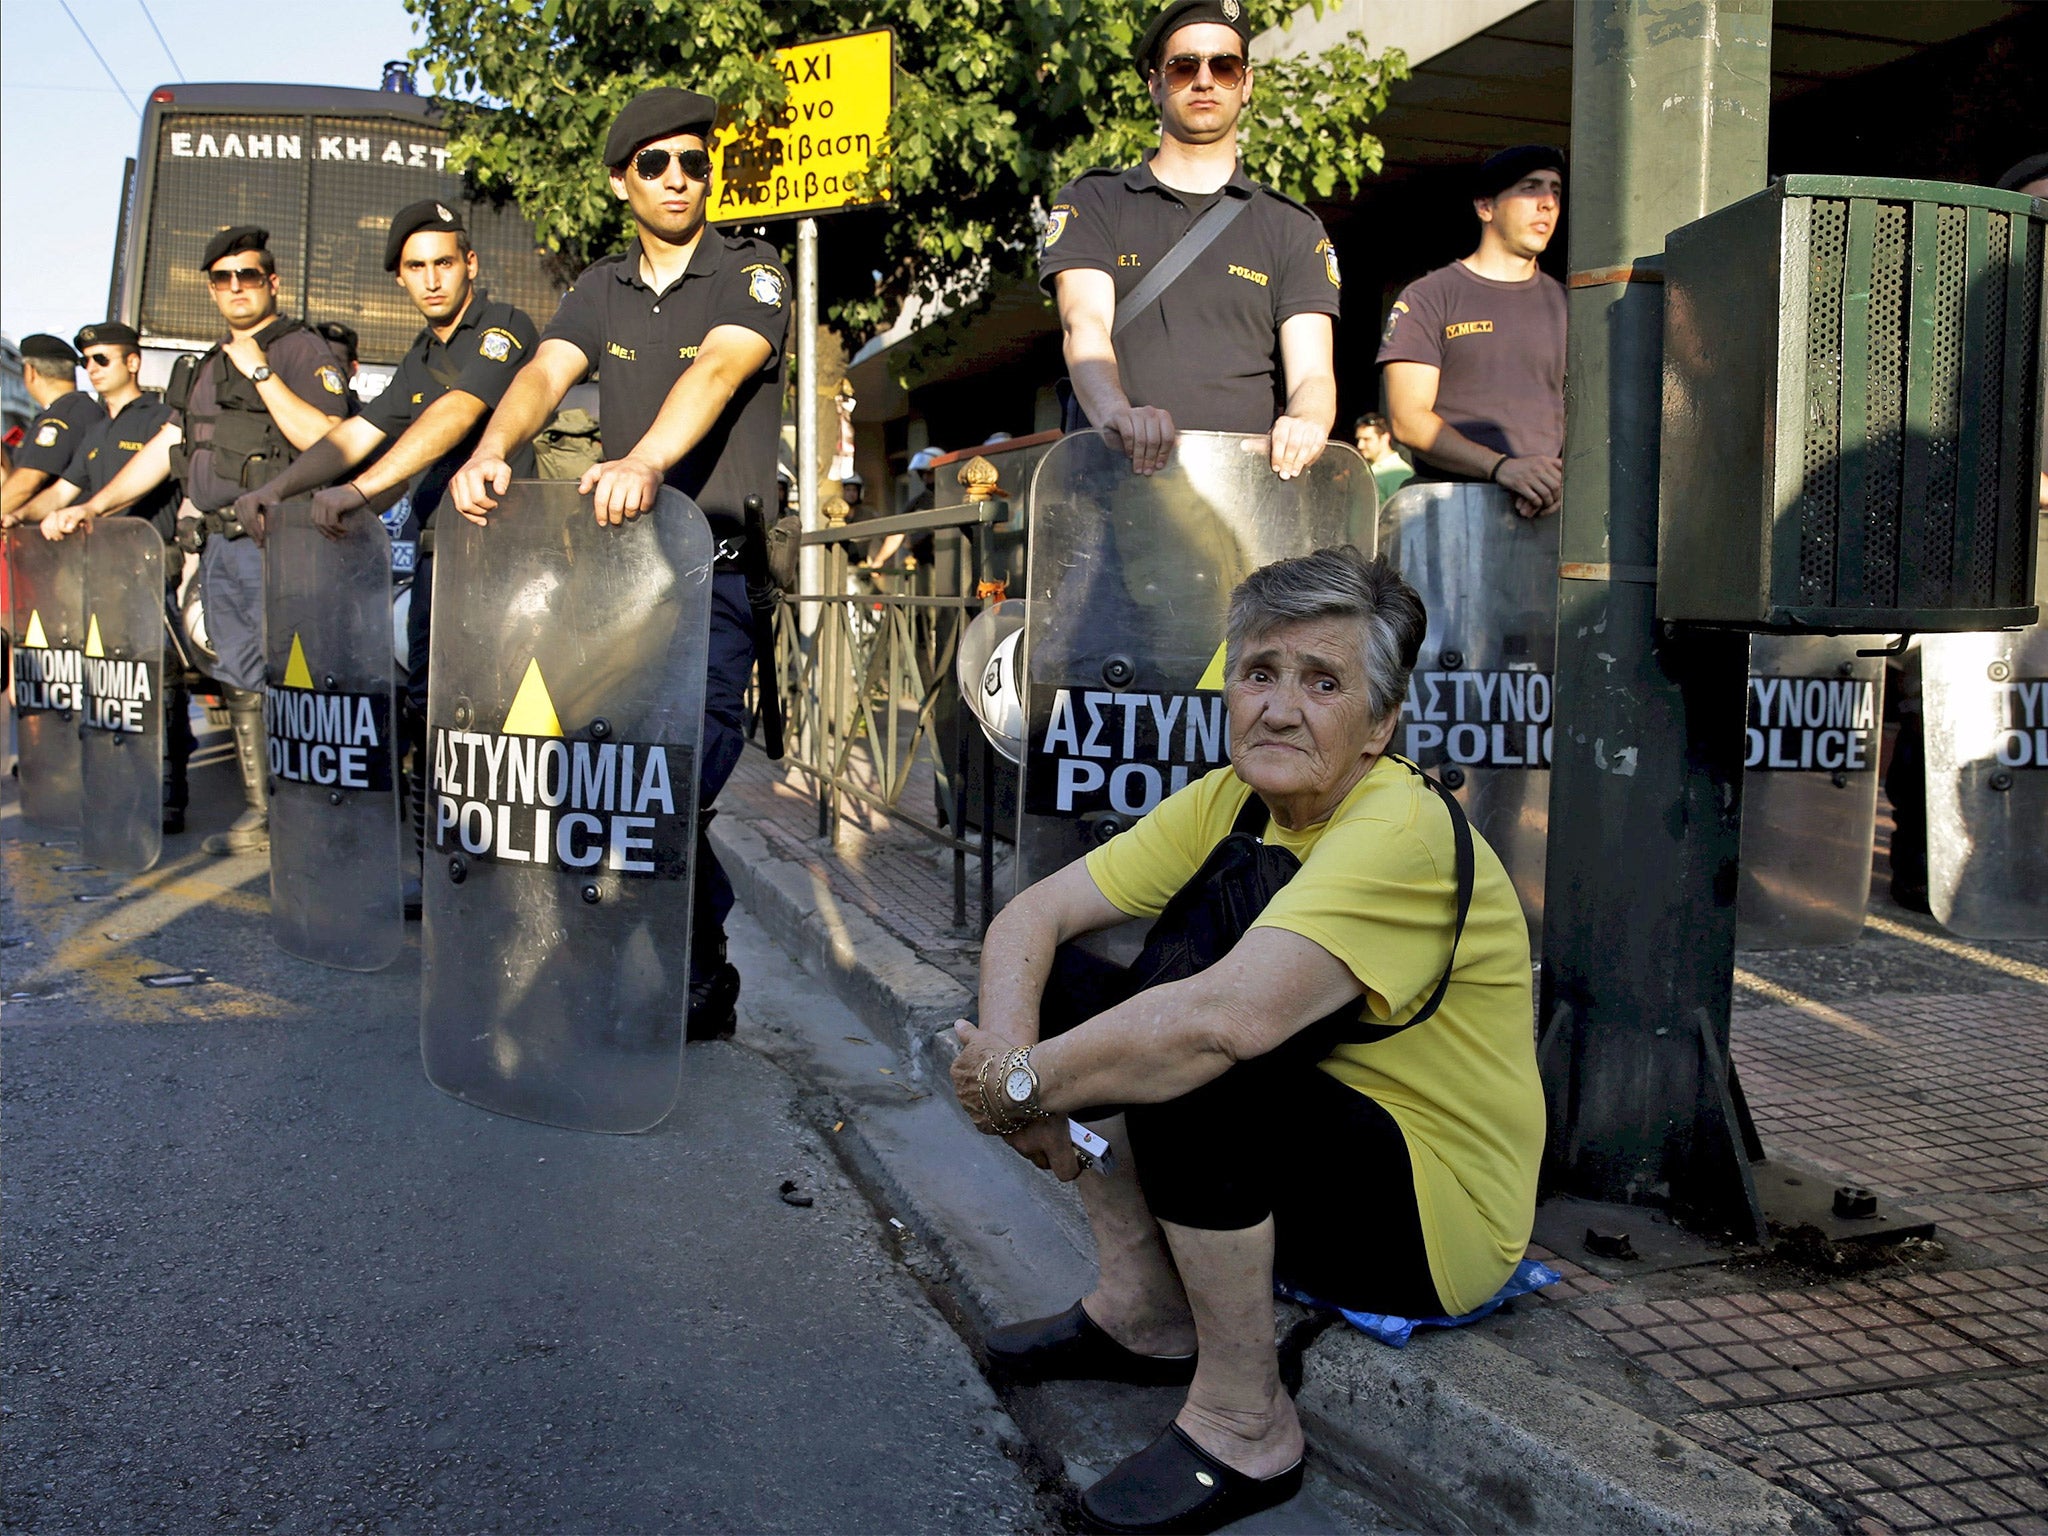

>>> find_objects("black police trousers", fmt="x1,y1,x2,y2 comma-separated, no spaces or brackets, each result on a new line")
692,572,755,979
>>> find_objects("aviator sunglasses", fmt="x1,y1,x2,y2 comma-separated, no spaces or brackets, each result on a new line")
82,352,121,368
1158,51,1247,90
631,147,714,182
206,265,269,289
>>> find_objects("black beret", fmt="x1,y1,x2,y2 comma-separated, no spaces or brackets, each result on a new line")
74,321,141,352
383,198,468,271
313,321,359,361
1995,152,2048,194
18,333,80,366
1474,145,1565,199
200,225,268,271
1135,0,1252,74
603,88,719,168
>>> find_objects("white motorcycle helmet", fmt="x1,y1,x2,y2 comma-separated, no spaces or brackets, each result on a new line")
955,599,1025,765
180,583,218,668
391,585,413,676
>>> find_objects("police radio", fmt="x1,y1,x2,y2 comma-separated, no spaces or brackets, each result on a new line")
163,351,204,414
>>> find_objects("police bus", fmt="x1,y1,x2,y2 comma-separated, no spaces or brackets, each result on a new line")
107,76,567,400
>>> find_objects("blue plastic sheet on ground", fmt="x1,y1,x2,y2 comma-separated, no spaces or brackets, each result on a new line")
1277,1258,1561,1349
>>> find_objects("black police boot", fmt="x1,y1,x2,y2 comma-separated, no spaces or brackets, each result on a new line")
686,930,740,1042
203,690,270,857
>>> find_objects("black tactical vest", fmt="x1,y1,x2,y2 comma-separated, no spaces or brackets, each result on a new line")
165,316,309,510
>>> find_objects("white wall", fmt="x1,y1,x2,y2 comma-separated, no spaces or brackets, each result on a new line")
1255,0,1537,64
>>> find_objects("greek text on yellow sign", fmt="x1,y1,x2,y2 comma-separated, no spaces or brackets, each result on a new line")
714,29,894,224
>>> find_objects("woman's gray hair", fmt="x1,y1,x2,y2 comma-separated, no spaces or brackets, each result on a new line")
1224,546,1427,721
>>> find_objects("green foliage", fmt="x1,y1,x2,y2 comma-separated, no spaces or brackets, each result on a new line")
407,0,1406,342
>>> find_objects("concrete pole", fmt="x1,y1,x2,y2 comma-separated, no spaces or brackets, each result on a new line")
796,217,822,630
1539,0,1775,1241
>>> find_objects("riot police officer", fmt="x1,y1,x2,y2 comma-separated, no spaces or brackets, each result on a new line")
63,226,353,856
1378,145,1567,518
1,336,104,526
32,322,195,832
232,199,541,908
449,87,788,1041
1040,0,1340,479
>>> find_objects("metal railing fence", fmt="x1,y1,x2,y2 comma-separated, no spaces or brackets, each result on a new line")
750,495,1014,934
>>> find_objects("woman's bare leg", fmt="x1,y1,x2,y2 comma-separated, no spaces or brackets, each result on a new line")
1157,1215,1303,1479
1071,1114,1197,1356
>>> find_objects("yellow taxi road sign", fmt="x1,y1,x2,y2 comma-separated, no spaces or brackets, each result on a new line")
713,28,894,225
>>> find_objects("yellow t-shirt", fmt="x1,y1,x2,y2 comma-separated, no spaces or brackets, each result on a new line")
1083,757,1543,1315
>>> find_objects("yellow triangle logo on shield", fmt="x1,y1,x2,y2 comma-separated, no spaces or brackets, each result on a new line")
502,659,563,737
1196,640,1228,691
84,614,104,658
22,609,48,648
283,632,314,689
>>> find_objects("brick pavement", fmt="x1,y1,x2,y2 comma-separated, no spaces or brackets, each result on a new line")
721,738,2048,1530
719,743,986,990
1565,984,2048,1530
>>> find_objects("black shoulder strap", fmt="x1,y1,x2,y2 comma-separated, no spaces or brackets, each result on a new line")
1399,763,1476,1032
1112,193,1249,337
1230,792,1269,840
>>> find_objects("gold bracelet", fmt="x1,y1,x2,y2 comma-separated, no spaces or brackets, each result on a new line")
976,1052,1010,1134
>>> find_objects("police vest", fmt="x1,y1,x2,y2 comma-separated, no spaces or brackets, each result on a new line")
164,319,310,503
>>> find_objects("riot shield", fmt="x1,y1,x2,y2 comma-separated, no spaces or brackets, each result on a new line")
5,529,86,830
1734,636,1884,948
1377,482,1556,946
1922,515,2048,939
76,519,166,872
264,499,401,970
1019,432,1373,885
420,483,712,1133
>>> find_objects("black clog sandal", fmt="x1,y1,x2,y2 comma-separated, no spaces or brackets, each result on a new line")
984,1300,1198,1386
1081,1423,1305,1534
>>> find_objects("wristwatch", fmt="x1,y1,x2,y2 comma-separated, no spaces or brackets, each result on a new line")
1002,1048,1040,1115
249,364,273,383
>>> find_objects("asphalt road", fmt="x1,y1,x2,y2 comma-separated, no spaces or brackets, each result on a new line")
1,755,1052,1533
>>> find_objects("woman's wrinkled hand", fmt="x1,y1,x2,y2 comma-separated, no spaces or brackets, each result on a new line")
949,1019,1010,1135
1004,1117,1082,1181
951,1021,1081,1179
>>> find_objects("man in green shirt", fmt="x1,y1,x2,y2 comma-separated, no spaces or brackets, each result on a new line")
1353,412,1413,504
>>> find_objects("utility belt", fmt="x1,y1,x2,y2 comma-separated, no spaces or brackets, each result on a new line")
174,497,252,552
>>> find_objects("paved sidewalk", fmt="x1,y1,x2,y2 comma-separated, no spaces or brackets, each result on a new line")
718,745,987,992
713,741,2048,1533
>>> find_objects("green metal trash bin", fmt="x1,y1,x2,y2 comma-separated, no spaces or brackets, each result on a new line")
1659,175,2044,634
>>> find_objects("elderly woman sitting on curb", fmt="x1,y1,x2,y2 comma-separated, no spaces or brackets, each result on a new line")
951,546,1544,1534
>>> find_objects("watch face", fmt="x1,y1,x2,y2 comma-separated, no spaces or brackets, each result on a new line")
1004,1066,1034,1104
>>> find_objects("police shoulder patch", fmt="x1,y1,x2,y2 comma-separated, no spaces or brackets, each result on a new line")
1319,238,1341,288
479,327,519,363
745,264,785,307
316,365,346,396
1041,205,1075,252
34,423,59,447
